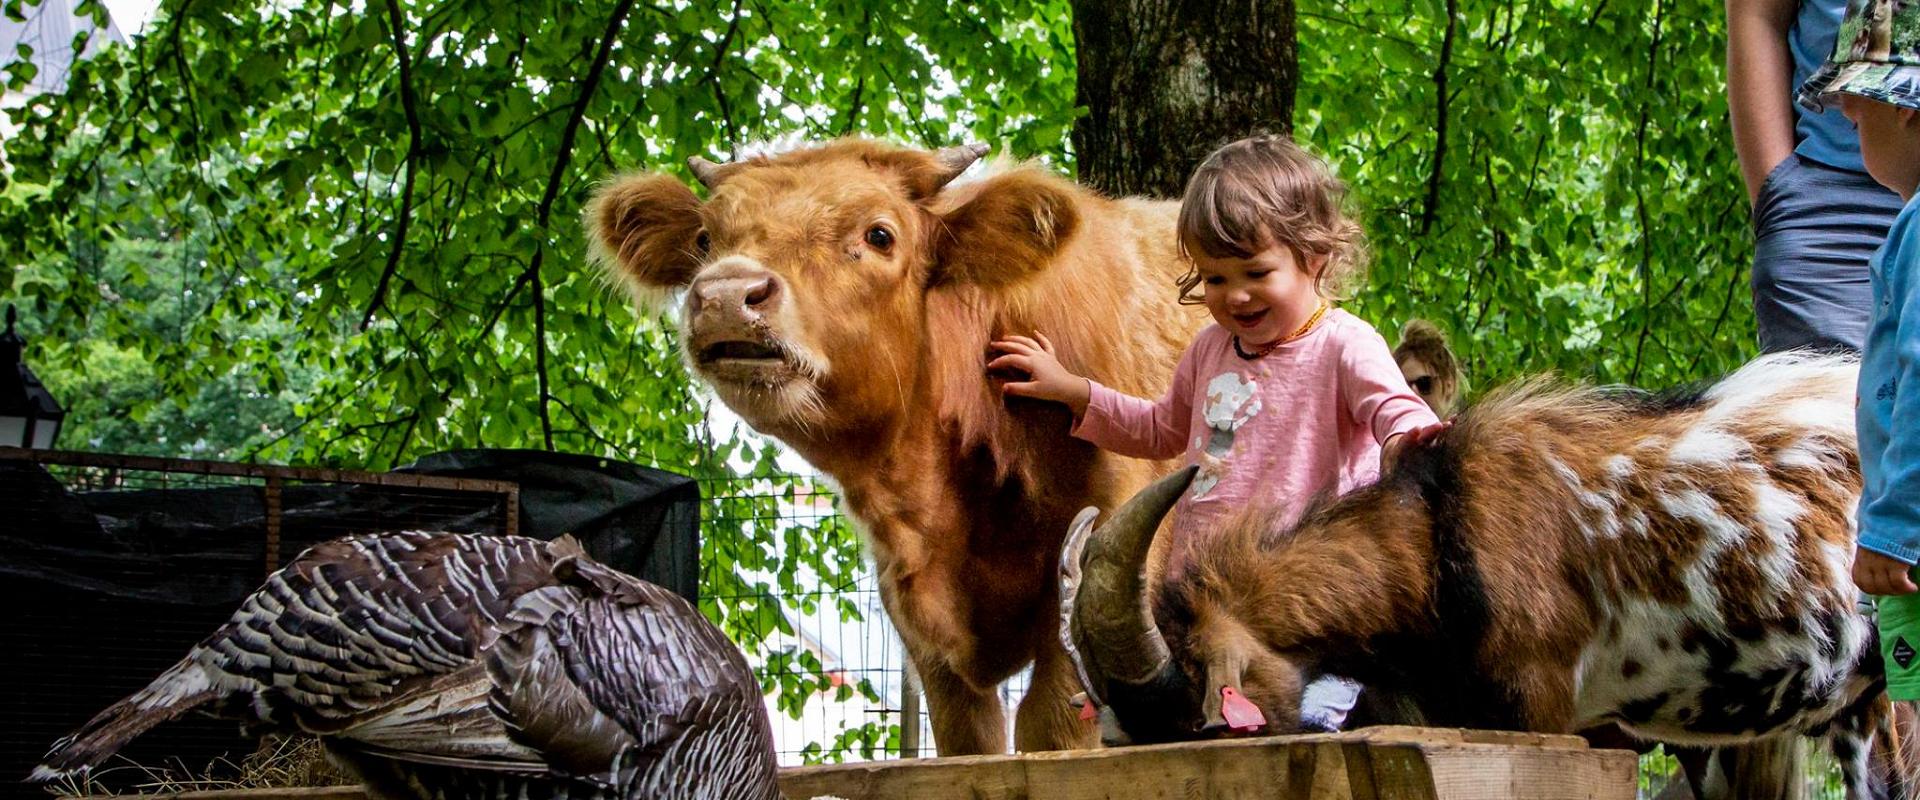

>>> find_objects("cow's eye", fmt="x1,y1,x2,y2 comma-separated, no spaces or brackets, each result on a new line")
865,226,894,252
695,229,711,254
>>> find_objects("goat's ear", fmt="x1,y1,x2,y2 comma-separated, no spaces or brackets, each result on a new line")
930,171,1080,289
585,173,705,297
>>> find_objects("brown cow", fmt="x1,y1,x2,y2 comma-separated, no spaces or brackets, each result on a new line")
586,139,1206,754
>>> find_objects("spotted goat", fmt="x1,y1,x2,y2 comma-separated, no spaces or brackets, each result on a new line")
1063,352,1918,798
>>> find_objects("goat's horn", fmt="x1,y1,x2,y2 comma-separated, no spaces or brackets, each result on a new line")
1069,466,1195,693
687,156,732,189
930,143,989,190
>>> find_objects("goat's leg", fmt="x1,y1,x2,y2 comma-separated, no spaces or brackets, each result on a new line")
1013,635,1096,751
914,648,1009,755
1873,698,1920,800
1833,725,1883,800
1839,693,1920,800
1828,690,1920,800
1707,740,1810,800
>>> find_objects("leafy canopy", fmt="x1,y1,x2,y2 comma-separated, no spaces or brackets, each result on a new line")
1,0,1749,759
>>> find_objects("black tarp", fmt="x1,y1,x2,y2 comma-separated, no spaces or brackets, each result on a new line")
1,449,699,795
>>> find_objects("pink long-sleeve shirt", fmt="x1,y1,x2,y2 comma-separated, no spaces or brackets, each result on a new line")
1072,310,1439,577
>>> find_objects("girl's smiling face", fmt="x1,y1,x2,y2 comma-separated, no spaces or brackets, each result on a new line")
1194,245,1325,347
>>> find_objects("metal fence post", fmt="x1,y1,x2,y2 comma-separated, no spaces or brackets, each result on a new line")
263,476,283,575
900,661,921,759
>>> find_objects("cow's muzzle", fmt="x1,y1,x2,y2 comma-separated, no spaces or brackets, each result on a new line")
688,259,783,323
685,259,797,377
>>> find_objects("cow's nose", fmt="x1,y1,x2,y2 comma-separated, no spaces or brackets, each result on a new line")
690,267,780,318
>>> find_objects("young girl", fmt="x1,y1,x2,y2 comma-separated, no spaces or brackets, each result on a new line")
989,135,1442,731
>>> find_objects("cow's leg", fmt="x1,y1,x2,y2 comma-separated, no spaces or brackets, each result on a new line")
1014,635,1097,751
915,648,1008,755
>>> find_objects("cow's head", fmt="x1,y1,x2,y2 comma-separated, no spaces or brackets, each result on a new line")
586,140,1081,439
1063,468,1316,745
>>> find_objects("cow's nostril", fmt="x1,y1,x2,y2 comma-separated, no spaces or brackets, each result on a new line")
745,277,776,308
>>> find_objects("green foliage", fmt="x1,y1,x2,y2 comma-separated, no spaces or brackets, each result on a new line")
1300,0,1756,389
0,0,1757,760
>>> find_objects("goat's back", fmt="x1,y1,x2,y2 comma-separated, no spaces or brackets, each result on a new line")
1439,352,1869,744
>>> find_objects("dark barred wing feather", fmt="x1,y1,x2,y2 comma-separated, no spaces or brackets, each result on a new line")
486,555,781,798
34,532,560,779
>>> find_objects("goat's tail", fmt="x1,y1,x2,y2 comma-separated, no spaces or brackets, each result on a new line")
29,655,222,783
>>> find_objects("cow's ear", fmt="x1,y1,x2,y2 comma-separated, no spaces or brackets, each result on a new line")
931,171,1081,288
585,173,706,298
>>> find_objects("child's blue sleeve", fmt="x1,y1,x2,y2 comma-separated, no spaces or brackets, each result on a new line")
1861,203,1920,564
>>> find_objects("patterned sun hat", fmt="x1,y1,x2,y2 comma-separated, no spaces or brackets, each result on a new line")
1798,0,1920,112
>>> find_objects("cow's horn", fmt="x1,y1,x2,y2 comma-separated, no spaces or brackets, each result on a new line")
930,143,989,190
1071,466,1195,691
687,155,732,189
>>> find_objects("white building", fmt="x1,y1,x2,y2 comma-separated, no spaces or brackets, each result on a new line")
0,0,126,142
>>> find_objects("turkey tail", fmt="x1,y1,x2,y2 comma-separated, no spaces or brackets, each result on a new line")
29,656,222,782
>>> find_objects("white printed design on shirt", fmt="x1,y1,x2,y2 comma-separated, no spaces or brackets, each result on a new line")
1191,372,1261,500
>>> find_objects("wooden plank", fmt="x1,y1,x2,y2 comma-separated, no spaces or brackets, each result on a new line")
1423,744,1639,800
1336,726,1592,750
776,733,1634,800
79,789,366,800
70,729,1635,800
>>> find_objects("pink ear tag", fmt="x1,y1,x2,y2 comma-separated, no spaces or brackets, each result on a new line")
1220,686,1267,732
1070,691,1098,721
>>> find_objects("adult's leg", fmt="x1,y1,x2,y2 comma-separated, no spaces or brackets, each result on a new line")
1751,155,1904,353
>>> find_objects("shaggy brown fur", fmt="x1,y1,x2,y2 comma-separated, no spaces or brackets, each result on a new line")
1079,353,1916,799
587,139,1206,755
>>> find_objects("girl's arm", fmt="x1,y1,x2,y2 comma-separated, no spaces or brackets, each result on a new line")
1340,327,1442,447
992,332,1092,414
1070,343,1198,461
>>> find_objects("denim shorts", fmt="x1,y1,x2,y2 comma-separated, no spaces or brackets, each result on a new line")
1751,153,1904,354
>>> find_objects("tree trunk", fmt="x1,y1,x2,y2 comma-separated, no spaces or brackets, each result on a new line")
1070,0,1297,199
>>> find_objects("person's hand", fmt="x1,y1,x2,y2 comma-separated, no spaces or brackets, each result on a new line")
1853,547,1920,596
988,332,1091,415
1381,420,1452,471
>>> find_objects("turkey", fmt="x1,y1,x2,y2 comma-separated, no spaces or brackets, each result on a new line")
30,531,785,800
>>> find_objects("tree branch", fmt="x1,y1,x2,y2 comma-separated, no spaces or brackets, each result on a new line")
708,0,744,150
839,7,872,136
1418,0,1458,235
1628,0,1666,384
362,0,426,331
522,0,638,450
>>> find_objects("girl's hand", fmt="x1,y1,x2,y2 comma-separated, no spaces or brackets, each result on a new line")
1381,420,1451,471
988,331,1092,415
1853,547,1920,596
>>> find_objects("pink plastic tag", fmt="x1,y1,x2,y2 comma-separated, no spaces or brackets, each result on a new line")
1079,700,1098,721
1220,686,1267,732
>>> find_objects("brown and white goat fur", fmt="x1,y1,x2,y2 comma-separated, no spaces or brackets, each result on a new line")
1067,353,1916,798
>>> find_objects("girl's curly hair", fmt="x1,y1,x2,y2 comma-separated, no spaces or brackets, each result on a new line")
1174,134,1369,304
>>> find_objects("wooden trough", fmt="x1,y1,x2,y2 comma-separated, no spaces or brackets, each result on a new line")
70,727,1636,800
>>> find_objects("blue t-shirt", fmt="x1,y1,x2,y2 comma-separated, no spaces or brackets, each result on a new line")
1857,193,1920,564
1791,0,1867,172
